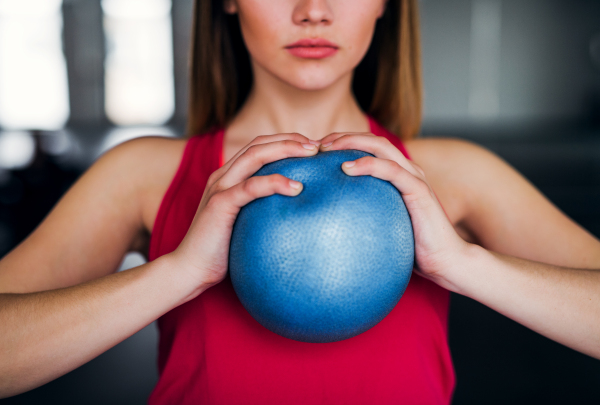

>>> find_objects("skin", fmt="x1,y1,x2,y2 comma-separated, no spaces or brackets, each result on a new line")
1,0,599,398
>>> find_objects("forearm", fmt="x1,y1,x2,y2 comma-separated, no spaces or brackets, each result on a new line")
0,254,203,398
446,244,600,359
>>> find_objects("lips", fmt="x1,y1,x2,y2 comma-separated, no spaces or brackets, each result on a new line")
285,38,339,59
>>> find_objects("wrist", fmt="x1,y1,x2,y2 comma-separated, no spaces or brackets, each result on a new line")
157,252,216,304
432,242,490,295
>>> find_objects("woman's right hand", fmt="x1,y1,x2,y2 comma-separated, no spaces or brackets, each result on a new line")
0,134,322,397
169,133,320,299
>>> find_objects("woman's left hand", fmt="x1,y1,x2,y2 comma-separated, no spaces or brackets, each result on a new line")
319,132,470,288
320,132,600,359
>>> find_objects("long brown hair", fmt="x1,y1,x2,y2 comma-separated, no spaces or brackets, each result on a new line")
186,0,423,140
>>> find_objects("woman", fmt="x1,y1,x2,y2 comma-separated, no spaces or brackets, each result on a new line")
1,0,599,403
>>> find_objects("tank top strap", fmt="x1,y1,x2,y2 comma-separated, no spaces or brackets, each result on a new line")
149,128,224,262
367,115,412,160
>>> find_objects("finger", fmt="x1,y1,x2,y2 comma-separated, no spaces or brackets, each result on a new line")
341,156,434,204
321,134,422,178
209,174,303,216
319,131,375,145
210,133,315,187
215,140,318,191
224,133,318,168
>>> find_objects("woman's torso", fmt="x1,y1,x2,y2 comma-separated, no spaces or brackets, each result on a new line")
137,117,458,404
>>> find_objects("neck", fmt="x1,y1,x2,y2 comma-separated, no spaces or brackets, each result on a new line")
225,62,370,143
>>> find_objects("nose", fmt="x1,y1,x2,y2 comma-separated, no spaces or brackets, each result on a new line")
292,0,333,26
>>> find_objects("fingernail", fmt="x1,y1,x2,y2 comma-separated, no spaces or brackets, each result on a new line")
308,140,321,146
322,142,333,148
302,143,316,150
289,180,302,189
343,161,356,168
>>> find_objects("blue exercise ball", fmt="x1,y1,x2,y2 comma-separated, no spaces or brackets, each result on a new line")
229,150,414,343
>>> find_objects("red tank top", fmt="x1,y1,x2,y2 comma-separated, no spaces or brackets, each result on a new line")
148,117,456,404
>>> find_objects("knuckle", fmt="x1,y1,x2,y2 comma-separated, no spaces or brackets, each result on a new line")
282,140,304,151
242,177,259,196
275,173,289,185
206,192,225,209
390,161,403,175
287,133,307,143
415,178,430,193
207,170,220,184
279,132,304,141
362,156,376,166
211,179,227,193
376,136,391,146
246,144,261,158
412,163,426,177
269,174,285,188
331,134,347,144
282,139,298,148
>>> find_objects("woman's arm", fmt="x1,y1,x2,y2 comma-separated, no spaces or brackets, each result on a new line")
0,137,185,293
411,138,600,358
0,133,320,398
446,243,600,358
0,137,192,397
0,254,202,398
407,138,600,269
405,138,600,358
319,134,600,359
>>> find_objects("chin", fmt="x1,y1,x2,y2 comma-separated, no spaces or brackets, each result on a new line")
278,67,349,92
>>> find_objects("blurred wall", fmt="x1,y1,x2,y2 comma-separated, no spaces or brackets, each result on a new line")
420,0,600,126
56,0,600,133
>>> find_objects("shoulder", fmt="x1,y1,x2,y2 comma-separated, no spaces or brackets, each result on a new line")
403,138,600,266
404,137,499,167
403,137,512,185
96,136,189,233
402,137,519,225
0,136,190,291
97,135,187,173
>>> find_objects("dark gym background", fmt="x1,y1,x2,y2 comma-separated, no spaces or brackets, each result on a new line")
1,0,599,403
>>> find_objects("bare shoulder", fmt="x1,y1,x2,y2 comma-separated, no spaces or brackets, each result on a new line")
0,136,187,293
98,136,188,233
401,137,509,225
404,137,600,267
99,135,187,177
403,136,517,198
403,137,502,174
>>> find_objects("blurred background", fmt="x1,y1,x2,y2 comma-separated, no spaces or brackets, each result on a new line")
0,0,599,403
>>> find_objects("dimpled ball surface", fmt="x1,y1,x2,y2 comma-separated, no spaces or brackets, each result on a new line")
229,150,414,343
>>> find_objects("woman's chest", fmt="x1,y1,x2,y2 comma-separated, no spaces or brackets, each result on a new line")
221,136,472,237
141,136,471,258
